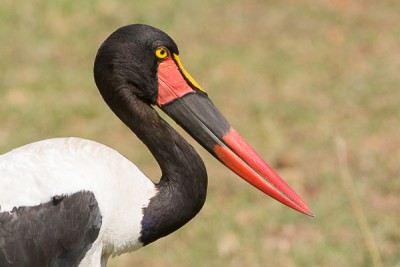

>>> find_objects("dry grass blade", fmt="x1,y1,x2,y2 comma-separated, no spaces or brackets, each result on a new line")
335,136,383,267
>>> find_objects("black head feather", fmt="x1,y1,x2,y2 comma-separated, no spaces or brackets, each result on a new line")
93,24,179,105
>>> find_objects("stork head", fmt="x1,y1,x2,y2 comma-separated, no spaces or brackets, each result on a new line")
94,24,313,216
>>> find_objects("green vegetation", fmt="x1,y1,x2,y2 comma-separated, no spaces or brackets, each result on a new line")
1,0,399,266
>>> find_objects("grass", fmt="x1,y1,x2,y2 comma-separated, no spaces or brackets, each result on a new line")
1,0,399,266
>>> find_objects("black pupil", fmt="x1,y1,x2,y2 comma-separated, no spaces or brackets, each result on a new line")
160,50,165,55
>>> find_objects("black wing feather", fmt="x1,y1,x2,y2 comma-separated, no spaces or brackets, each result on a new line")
0,191,102,267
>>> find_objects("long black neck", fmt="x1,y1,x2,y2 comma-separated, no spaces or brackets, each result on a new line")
103,86,208,245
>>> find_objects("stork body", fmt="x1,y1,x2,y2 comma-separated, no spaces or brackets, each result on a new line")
0,138,157,266
0,24,312,266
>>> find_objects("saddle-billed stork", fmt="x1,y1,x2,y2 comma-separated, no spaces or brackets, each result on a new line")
0,24,313,266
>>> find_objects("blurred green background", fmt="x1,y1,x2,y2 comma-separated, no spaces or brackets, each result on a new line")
1,0,399,266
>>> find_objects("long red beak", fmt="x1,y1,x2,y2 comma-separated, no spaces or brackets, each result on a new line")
155,54,314,216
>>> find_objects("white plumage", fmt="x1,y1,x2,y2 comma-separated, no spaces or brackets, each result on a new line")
0,137,157,266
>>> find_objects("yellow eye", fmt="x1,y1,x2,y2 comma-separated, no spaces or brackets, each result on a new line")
155,47,169,59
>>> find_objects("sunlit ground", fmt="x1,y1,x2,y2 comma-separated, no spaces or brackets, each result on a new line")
1,0,399,266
